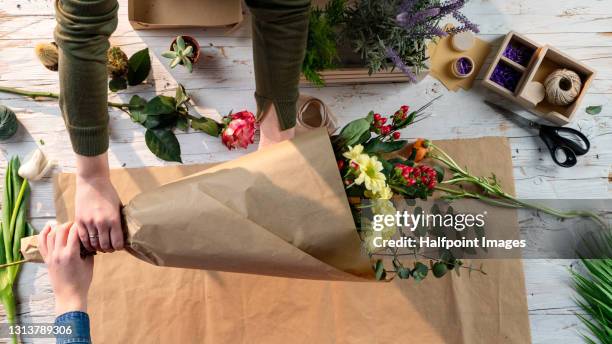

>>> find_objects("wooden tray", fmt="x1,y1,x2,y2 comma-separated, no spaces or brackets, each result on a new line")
482,32,596,125
128,0,243,29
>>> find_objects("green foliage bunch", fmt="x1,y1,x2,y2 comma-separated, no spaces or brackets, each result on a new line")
302,0,347,86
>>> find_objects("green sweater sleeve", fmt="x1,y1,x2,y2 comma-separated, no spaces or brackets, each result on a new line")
55,0,118,156
246,0,311,130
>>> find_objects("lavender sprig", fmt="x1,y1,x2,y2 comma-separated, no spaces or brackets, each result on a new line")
386,47,418,82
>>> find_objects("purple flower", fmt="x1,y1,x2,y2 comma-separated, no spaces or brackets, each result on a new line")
396,7,441,27
386,47,418,82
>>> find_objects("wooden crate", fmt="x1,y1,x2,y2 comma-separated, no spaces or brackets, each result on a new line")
482,32,596,125
299,66,429,85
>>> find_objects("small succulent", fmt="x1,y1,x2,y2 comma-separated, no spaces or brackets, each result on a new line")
162,36,194,73
107,46,129,79
34,42,59,71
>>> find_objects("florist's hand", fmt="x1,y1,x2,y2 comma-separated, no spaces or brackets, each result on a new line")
39,223,94,315
258,105,295,149
75,153,123,253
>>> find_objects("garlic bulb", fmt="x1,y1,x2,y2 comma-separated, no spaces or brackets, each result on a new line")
18,148,56,181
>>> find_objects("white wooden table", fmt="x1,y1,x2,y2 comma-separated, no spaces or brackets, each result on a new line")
0,1,610,343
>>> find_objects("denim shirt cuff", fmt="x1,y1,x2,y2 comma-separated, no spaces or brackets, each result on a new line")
54,311,92,344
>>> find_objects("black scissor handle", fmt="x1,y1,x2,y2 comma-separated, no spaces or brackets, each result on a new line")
539,130,578,167
540,125,590,156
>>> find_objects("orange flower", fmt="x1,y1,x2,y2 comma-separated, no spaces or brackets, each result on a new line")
410,138,428,162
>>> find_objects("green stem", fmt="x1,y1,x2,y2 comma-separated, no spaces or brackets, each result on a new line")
0,259,26,269
1,289,18,344
0,86,129,109
7,180,28,245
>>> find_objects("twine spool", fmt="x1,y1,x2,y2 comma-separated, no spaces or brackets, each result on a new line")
544,69,582,106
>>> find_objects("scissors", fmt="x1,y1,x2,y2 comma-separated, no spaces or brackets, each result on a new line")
485,101,590,168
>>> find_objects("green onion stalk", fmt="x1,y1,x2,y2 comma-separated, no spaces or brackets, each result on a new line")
0,157,34,344
427,143,609,230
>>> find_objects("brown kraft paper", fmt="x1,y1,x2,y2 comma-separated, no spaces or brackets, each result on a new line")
53,135,531,344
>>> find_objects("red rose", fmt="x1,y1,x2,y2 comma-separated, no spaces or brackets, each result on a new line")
221,110,256,150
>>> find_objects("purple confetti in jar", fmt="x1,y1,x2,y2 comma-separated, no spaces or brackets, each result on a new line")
456,57,473,75
490,62,522,92
503,42,534,67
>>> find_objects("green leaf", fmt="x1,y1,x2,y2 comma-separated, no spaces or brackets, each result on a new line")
127,48,151,86
339,118,371,146
175,84,190,109
374,259,386,280
170,57,181,68
184,57,193,73
364,137,407,154
397,267,410,279
161,51,177,59
176,36,186,51
412,262,428,282
128,95,148,124
144,113,177,129
176,117,189,131
145,129,182,163
585,105,602,115
145,95,176,115
191,117,220,137
109,77,127,92
433,164,445,183
432,262,448,278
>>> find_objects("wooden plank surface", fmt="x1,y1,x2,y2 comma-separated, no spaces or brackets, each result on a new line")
0,0,611,343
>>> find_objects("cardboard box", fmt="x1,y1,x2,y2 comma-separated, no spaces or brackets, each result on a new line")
128,0,243,29
482,32,596,125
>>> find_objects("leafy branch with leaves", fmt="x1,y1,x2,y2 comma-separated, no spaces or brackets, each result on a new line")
0,84,255,162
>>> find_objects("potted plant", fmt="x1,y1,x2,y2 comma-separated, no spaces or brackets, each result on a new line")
162,35,201,73
301,0,478,86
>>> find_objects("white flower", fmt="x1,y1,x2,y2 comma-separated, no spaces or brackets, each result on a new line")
18,148,56,181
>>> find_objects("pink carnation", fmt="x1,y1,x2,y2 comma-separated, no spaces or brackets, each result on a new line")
221,110,256,150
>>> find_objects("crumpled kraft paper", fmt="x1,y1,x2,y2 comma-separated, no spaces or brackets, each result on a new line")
121,128,372,280
53,135,531,344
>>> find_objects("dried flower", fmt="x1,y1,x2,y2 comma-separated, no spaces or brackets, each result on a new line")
107,46,129,79
221,111,256,150
34,42,59,71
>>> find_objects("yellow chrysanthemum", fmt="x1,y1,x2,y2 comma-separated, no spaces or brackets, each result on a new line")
343,144,365,162
354,155,386,192
365,184,393,200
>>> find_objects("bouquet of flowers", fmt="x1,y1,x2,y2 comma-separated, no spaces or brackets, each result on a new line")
332,99,608,281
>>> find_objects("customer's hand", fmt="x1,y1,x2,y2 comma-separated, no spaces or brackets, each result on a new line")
75,153,123,253
258,104,295,148
39,223,94,316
